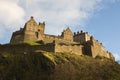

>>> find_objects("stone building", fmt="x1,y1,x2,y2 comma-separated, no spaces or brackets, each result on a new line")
10,16,114,60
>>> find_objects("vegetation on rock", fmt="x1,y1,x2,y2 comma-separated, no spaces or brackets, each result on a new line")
0,51,120,80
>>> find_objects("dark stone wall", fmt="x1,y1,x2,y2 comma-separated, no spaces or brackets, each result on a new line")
0,43,55,53
10,31,24,43
83,41,92,56
24,31,38,42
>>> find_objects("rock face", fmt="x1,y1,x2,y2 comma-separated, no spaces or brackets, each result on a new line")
0,52,119,80
10,16,114,60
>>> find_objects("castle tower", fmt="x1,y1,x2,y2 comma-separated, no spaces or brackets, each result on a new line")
36,22,45,40
10,16,45,43
61,27,73,42
23,16,38,42
24,16,45,41
38,22,45,34
73,30,90,44
24,16,37,31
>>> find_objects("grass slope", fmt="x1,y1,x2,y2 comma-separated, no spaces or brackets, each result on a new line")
0,51,120,80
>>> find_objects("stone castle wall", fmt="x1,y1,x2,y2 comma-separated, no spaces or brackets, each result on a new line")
10,29,24,43
74,31,90,44
43,35,62,43
0,41,83,57
54,41,83,55
61,28,73,42
10,17,73,44
0,43,55,53
24,30,38,42
84,37,114,60
9,16,115,60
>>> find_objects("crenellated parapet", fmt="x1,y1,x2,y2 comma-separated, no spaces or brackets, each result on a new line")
85,35,114,60
73,30,90,44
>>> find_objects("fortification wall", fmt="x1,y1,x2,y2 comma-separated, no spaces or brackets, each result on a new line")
83,36,114,60
0,43,54,53
89,37,111,59
109,53,115,60
10,31,24,43
82,41,92,56
43,35,65,43
62,28,73,42
24,31,38,42
54,43,83,55
38,23,45,34
74,32,90,44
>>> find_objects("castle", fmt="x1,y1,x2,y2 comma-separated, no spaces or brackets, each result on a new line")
10,16,114,60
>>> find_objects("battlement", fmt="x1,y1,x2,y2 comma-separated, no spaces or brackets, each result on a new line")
89,36,105,49
74,30,88,36
39,22,45,25
73,30,90,44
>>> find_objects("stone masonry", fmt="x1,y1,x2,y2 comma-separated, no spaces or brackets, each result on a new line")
10,16,115,60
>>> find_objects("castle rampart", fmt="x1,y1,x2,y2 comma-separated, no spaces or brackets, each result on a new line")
84,36,114,59
53,40,83,55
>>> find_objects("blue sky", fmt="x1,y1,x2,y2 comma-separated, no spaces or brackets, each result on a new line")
86,1,120,61
0,0,120,61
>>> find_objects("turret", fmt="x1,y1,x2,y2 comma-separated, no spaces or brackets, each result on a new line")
38,22,45,34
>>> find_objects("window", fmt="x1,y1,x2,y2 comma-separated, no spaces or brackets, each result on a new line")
38,29,40,32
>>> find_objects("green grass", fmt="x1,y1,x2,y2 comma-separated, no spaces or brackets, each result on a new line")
25,41,40,46
9,41,41,46
42,52,86,65
0,51,120,80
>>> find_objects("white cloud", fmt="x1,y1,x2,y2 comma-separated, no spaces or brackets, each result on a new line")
0,0,25,28
0,0,115,41
17,0,103,35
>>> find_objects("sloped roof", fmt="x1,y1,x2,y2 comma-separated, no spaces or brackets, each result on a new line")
26,16,37,25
